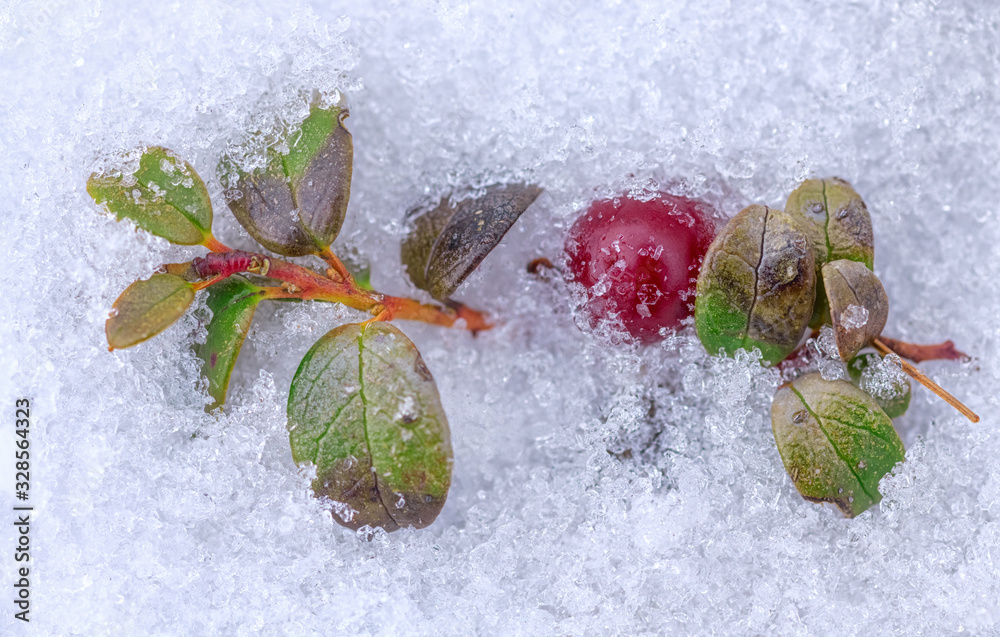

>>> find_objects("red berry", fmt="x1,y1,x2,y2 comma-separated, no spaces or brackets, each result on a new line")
566,192,716,343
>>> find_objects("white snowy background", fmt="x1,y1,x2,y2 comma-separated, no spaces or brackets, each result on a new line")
2,0,999,634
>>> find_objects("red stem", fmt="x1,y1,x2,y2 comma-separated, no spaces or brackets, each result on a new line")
202,235,231,253
318,247,353,284
382,296,492,332
186,250,491,331
874,336,968,363
776,330,968,372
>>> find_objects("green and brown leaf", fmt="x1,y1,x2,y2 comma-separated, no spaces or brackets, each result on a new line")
695,204,816,365
226,105,353,256
771,373,905,517
287,322,452,532
106,273,195,350
784,178,874,326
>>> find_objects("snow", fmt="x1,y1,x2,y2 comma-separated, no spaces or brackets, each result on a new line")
2,0,999,634
861,352,910,404
842,303,870,330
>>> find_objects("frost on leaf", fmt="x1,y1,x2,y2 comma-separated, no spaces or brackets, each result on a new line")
847,353,911,419
286,322,452,532
401,183,542,300
225,105,353,256
771,373,905,517
87,147,213,245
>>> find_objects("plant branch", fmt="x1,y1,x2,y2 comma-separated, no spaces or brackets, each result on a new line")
319,247,353,284
381,297,491,332
182,249,491,332
203,235,231,253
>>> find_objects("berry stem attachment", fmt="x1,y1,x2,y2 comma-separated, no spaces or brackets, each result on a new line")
872,338,979,423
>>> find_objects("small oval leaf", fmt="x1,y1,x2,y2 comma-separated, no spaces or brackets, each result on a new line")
401,183,543,300
287,322,452,532
847,353,911,419
197,276,266,410
785,178,875,326
822,259,889,361
771,372,905,517
226,106,353,256
695,205,816,365
106,273,195,350
88,147,213,245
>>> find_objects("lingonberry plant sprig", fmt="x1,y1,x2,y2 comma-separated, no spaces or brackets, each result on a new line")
550,179,978,519
88,97,541,533
695,177,979,517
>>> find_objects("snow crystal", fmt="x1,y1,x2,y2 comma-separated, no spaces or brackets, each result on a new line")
814,325,848,380
860,352,910,403
842,303,870,330
2,0,998,635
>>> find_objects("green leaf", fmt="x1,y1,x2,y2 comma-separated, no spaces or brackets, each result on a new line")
771,372,905,517
847,353,911,419
197,276,266,410
401,183,543,300
287,322,452,532
88,147,213,245
784,178,874,326
822,259,889,361
106,273,196,350
694,205,816,365
226,105,353,256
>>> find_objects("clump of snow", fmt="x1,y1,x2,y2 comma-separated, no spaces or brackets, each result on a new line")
842,303,870,330
813,325,848,380
2,0,999,634
861,352,910,403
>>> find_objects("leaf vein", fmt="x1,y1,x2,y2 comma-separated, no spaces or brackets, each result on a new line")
790,384,875,502
822,415,894,445
358,328,400,527
311,393,360,465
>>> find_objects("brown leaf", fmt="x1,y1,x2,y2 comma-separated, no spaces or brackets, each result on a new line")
822,259,888,361
401,183,542,300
